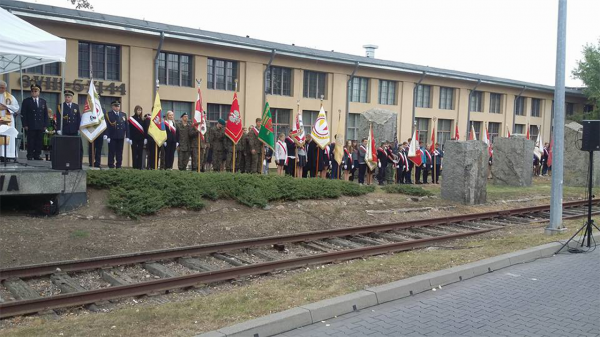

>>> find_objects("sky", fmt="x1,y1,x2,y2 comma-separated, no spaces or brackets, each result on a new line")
22,0,600,87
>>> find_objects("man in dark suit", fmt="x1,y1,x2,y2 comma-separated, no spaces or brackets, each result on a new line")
56,90,83,164
104,100,130,168
21,83,48,160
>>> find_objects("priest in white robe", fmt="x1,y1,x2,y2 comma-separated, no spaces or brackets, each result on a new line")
0,80,20,159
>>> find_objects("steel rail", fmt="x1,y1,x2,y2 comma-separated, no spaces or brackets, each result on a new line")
1,199,597,280
0,228,496,318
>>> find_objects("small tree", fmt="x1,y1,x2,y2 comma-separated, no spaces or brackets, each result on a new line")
68,0,93,10
572,39,600,120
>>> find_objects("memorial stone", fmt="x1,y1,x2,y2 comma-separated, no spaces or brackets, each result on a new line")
357,108,397,143
441,140,488,205
492,136,534,186
564,122,600,187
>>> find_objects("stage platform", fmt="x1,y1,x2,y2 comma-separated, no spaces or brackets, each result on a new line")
0,159,87,213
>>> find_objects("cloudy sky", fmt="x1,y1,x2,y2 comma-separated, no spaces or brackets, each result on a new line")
23,0,600,87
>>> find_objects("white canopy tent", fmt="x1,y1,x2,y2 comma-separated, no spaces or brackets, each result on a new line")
0,6,66,74
0,7,66,161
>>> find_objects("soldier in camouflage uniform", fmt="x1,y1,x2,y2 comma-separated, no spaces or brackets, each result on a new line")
208,118,226,171
189,122,207,172
176,113,192,170
236,127,247,173
245,117,263,174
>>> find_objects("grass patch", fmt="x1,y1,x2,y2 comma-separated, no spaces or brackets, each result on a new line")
382,184,434,197
87,170,375,218
69,229,89,239
1,219,586,337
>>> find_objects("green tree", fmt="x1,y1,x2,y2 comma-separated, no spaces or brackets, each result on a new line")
572,39,600,120
68,0,93,10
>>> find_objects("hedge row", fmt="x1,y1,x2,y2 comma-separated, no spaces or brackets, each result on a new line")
382,184,434,197
87,170,375,218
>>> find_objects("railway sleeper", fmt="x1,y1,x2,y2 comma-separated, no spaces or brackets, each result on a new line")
246,249,277,261
431,225,466,233
409,228,447,237
368,232,407,242
211,253,246,267
346,235,382,246
392,230,429,240
143,263,178,279
100,269,134,287
2,278,58,318
50,273,102,312
298,241,330,253
177,257,216,272
504,216,535,224
325,238,363,249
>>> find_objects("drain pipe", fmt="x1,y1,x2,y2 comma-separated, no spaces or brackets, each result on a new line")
465,79,482,139
345,62,359,139
262,49,277,110
412,72,426,134
512,85,527,134
153,31,165,100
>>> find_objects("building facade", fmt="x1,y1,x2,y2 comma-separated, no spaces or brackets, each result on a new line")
1,0,591,166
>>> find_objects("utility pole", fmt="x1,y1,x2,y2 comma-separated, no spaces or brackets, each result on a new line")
547,0,567,235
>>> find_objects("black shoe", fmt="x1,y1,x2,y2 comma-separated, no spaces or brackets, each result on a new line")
34,156,43,160
27,156,32,160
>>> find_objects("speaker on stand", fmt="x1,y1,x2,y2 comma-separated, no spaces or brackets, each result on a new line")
51,135,82,170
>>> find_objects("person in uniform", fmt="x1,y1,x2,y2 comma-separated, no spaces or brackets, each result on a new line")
129,105,146,169
358,138,367,184
376,142,388,185
245,118,263,174
433,142,443,184
285,131,296,177
208,118,226,171
224,135,235,172
0,80,20,160
342,140,353,181
163,111,178,170
385,143,396,185
304,135,317,178
235,127,247,173
189,120,207,172
21,83,48,160
176,112,192,171
56,90,83,164
104,101,130,169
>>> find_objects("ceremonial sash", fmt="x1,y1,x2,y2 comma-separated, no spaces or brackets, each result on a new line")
277,140,288,164
425,150,432,162
166,121,176,134
344,148,353,163
360,145,367,152
129,117,144,135
252,126,259,136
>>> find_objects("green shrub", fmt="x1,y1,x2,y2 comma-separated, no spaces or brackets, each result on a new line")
382,184,433,197
87,170,374,218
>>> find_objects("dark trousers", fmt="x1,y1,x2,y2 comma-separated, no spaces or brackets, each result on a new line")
542,162,549,175
397,167,405,183
132,140,144,169
405,165,413,184
434,164,441,183
330,160,340,179
26,129,43,159
164,141,176,169
108,138,124,168
422,166,430,183
286,158,296,176
147,139,157,169
359,163,367,184
415,165,423,183
87,136,103,167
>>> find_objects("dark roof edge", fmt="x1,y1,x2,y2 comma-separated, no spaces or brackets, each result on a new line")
0,0,587,98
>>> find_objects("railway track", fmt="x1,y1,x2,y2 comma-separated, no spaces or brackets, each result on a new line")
0,199,598,319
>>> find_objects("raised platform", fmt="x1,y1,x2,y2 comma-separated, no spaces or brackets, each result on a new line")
0,160,87,212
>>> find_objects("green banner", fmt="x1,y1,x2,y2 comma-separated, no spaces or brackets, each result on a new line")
258,102,275,150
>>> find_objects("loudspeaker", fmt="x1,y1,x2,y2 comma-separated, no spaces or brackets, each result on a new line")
51,135,82,170
582,120,600,152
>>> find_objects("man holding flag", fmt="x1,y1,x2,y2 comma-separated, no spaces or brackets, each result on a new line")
258,102,275,172
311,105,331,178
191,85,208,172
225,91,243,172
80,80,107,168
147,92,167,170
407,131,423,184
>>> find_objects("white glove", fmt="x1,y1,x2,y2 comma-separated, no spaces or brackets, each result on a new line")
378,161,381,168
164,142,167,148
422,164,426,168
128,139,133,145
125,138,130,143
344,165,347,170
176,142,179,148
351,164,354,169
103,135,108,141
329,161,332,166
144,139,148,145
57,130,62,135
107,138,111,144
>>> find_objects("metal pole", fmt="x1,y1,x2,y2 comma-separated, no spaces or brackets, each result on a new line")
345,62,359,139
262,49,276,112
465,80,481,140
547,0,567,234
153,32,165,101
60,62,65,132
412,72,426,135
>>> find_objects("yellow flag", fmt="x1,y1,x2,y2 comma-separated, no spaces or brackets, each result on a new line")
334,115,344,165
149,93,167,146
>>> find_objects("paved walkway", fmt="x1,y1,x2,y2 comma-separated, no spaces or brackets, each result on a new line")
278,248,600,337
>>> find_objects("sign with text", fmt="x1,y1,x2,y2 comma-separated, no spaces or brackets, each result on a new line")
19,75,126,96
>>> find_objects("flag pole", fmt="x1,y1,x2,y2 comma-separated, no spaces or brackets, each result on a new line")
155,80,159,170
433,117,436,184
233,80,238,173
295,100,299,178
413,121,417,184
196,78,202,173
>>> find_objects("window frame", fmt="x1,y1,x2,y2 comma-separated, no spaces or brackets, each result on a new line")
489,93,502,114
439,87,454,110
266,66,292,96
470,91,483,112
437,119,452,146
78,41,121,80
415,84,431,108
302,110,319,135
207,58,239,91
158,52,193,87
347,113,360,141
206,103,232,127
350,77,369,103
488,122,500,143
470,121,481,140
531,98,541,117
415,118,429,144
378,80,396,105
23,62,60,76
271,108,291,137
303,71,327,99
515,96,526,116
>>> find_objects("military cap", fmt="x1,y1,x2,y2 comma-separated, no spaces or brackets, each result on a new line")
111,100,121,107
181,112,188,117
64,90,75,96
218,118,226,126
30,83,41,91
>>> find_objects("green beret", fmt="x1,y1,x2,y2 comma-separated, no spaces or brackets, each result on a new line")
218,118,226,126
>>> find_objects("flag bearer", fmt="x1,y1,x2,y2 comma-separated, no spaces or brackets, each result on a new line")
104,100,129,168
245,118,263,173
176,112,193,170
208,118,226,171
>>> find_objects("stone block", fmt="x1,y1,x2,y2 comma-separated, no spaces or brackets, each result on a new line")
357,108,397,143
463,255,511,276
366,274,431,304
564,122,600,187
300,290,378,323
218,307,312,337
427,264,476,287
193,332,226,337
441,140,488,204
504,247,543,265
492,136,534,186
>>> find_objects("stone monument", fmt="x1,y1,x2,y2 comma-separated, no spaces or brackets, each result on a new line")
564,121,600,187
357,108,397,143
441,140,488,205
491,136,534,186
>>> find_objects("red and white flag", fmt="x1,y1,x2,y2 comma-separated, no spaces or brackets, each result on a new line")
366,124,377,170
193,87,207,140
291,111,306,145
408,130,423,166
429,125,436,153
506,125,511,138
469,125,477,141
454,124,460,140
225,92,243,144
482,125,492,157
526,123,530,140
547,138,553,167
